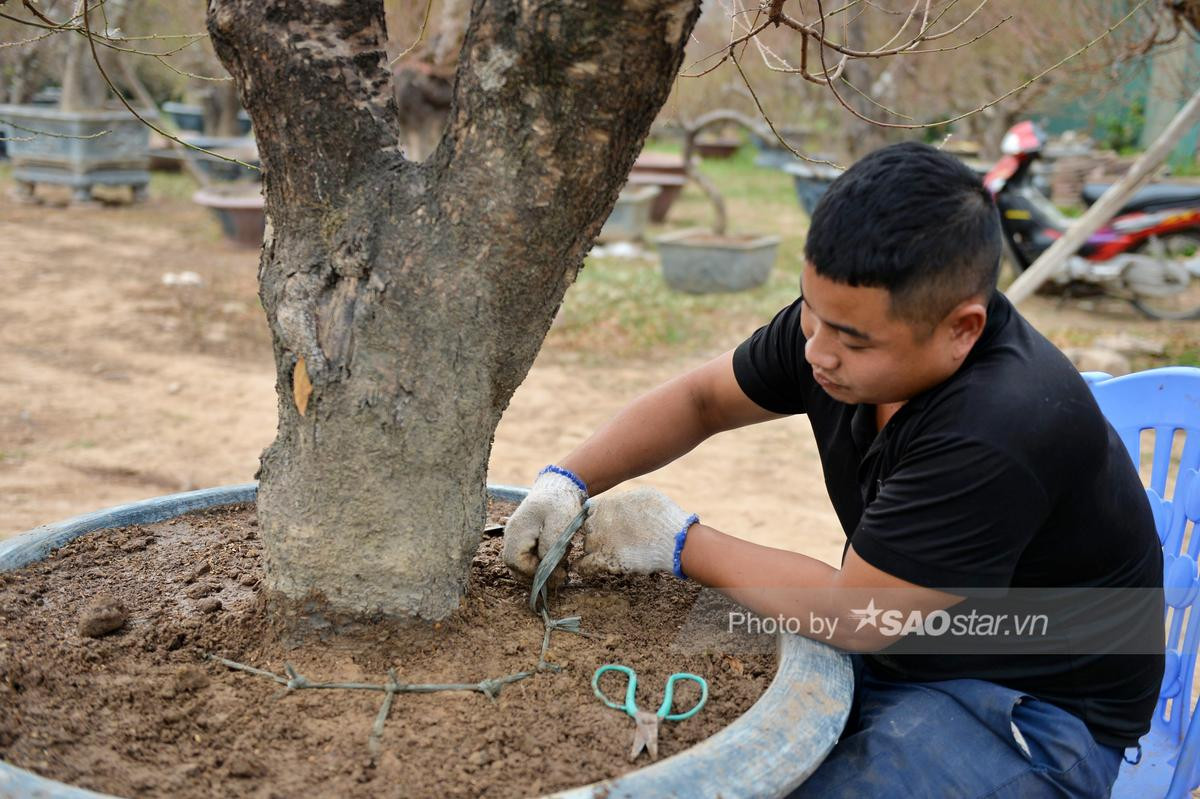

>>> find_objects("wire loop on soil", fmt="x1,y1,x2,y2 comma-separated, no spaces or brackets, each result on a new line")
205,511,599,753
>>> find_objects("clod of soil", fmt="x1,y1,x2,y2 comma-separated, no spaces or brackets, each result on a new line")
77,595,127,637
185,581,218,599
0,500,777,798
173,666,210,693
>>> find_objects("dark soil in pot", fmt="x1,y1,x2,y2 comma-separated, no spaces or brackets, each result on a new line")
0,501,774,798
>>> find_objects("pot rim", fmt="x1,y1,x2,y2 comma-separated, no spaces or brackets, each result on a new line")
0,483,851,799
616,185,662,203
192,188,264,210
0,104,158,123
653,227,782,251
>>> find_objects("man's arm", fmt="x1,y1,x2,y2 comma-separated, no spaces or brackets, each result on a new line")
682,524,963,652
577,509,962,653
560,348,785,496
503,349,784,581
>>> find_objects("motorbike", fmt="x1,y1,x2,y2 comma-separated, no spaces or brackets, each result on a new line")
984,121,1200,320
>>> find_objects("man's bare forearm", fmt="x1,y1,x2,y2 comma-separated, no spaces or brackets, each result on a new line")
558,350,783,496
680,523,964,652
560,373,711,496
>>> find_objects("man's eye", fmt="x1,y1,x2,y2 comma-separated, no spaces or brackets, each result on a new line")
843,342,869,352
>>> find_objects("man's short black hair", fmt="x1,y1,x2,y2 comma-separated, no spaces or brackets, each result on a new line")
804,141,1002,327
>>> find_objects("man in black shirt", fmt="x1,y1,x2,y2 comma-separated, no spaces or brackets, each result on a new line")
502,142,1164,797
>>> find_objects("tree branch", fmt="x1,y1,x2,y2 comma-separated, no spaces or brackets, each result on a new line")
206,0,402,207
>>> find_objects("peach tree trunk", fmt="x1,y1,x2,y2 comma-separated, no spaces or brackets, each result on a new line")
205,0,699,620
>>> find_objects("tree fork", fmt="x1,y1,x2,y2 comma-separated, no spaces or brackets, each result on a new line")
205,0,700,620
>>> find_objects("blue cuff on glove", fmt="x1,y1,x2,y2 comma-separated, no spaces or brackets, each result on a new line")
539,464,588,498
673,513,700,579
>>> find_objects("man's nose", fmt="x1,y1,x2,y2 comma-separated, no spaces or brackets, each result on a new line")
804,335,839,372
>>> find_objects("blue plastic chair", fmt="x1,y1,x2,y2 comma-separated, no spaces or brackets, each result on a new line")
1084,367,1200,799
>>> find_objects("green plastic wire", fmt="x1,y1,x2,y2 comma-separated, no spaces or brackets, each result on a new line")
528,502,591,614
205,502,602,753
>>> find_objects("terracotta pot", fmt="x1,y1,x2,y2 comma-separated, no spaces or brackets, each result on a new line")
192,186,265,248
626,172,685,223
631,151,688,177
694,137,741,159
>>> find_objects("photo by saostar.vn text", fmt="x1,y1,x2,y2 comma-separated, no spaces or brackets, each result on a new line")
681,587,1165,656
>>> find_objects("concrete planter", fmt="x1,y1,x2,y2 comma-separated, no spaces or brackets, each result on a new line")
193,185,265,248
0,484,852,799
782,161,843,218
186,136,259,182
162,102,252,136
750,127,814,170
598,185,661,242
656,228,780,293
0,104,153,203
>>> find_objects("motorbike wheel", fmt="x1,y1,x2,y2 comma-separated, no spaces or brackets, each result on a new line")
1129,229,1200,321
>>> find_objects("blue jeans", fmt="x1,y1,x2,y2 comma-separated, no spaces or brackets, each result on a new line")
790,658,1126,798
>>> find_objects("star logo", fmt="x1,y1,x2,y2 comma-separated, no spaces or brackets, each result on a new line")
850,598,882,632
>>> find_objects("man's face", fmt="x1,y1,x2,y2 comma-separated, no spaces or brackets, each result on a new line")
799,266,981,406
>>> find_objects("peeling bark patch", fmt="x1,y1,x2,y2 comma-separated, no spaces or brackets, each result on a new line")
474,47,517,92
660,2,693,45
567,61,599,78
294,357,312,416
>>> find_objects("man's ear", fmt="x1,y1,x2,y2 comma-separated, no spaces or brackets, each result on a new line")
944,299,987,360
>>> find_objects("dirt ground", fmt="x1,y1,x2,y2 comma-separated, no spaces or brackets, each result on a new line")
1,182,1194,572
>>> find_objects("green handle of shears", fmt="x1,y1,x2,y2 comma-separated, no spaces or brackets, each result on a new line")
660,672,708,721
592,664,708,722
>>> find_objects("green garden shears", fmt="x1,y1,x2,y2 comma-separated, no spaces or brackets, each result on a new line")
592,664,709,761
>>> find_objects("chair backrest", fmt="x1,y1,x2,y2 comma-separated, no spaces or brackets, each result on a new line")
1086,367,1200,797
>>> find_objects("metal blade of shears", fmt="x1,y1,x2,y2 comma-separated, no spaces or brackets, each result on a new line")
629,710,660,761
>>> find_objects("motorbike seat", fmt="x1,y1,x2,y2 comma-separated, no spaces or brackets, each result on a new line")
1081,182,1200,213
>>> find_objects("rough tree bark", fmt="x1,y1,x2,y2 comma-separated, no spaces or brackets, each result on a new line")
205,0,700,621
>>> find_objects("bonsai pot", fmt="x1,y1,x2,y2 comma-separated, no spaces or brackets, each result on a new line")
193,184,265,248
0,104,153,203
631,151,688,177
629,152,688,222
0,483,852,799
694,137,741,160
750,127,813,170
655,228,780,294
626,171,685,223
781,160,843,218
598,185,661,242
177,135,260,182
162,101,205,134
163,102,252,136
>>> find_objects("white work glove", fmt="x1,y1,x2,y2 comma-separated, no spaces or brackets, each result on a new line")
502,466,587,584
576,487,698,577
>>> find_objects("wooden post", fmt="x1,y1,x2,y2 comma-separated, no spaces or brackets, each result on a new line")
1005,87,1200,306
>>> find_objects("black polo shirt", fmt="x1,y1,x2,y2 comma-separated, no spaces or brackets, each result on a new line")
732,290,1164,748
